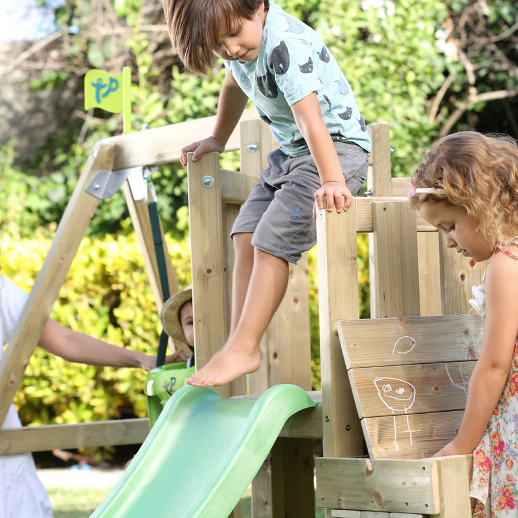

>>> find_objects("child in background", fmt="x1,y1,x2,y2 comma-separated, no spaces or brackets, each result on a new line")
163,0,371,387
160,284,194,367
407,132,518,516
0,275,187,518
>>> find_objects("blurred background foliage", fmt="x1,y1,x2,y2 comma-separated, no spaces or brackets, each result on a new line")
1,0,517,434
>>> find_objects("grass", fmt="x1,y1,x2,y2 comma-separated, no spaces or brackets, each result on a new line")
48,487,325,517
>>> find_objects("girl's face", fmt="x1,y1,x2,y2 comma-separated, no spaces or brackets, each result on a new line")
180,300,194,346
419,201,494,262
213,3,267,63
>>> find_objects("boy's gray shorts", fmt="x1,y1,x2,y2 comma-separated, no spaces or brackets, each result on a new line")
230,141,369,264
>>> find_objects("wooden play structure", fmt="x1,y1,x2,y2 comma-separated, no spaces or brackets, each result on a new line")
0,110,486,517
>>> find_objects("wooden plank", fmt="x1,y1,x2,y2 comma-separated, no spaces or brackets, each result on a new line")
439,239,487,316
432,456,471,517
0,419,149,454
349,362,474,418
317,202,363,458
372,202,420,318
417,233,442,317
316,457,437,514
220,168,260,205
356,198,434,233
368,124,392,198
339,314,484,369
391,177,411,198
362,411,463,460
107,109,260,170
0,143,114,425
187,152,229,398
367,124,392,318
123,183,189,355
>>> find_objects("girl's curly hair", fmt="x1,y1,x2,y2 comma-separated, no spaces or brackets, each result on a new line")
409,131,518,246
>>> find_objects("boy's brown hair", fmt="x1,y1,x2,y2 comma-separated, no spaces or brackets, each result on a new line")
163,0,268,74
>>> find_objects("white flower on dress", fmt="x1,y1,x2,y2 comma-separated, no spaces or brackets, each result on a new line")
469,284,486,316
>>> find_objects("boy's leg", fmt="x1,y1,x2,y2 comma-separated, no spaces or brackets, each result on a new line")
230,232,254,335
187,247,289,387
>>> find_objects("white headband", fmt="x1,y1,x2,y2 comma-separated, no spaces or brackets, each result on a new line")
415,187,447,194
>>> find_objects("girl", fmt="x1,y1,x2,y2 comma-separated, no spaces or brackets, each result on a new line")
0,274,187,518
407,131,518,516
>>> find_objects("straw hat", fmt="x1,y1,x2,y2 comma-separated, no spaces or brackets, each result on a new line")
160,285,192,344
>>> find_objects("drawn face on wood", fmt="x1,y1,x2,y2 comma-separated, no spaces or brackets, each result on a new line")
374,377,416,412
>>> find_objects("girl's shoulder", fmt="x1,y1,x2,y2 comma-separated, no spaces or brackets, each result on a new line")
494,236,518,260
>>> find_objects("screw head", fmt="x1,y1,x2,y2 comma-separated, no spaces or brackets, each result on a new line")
93,183,101,190
202,175,214,188
325,416,330,422
142,123,149,131
92,150,98,158
247,141,258,153
390,147,395,153
346,424,351,431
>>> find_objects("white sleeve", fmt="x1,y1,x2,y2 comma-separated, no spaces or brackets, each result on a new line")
0,276,29,346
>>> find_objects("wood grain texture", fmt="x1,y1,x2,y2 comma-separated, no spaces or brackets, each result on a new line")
349,361,474,418
339,314,484,369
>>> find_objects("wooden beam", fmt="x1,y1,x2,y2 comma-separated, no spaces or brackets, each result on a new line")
317,203,363,458
106,109,259,170
0,143,114,425
432,455,471,518
0,395,323,454
187,152,229,398
0,419,149,454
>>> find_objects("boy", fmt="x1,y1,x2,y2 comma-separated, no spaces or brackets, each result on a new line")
163,0,371,387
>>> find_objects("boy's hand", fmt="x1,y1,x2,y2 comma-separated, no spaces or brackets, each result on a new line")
313,181,353,219
180,136,225,168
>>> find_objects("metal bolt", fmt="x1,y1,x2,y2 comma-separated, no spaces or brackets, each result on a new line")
92,150,98,158
365,188,374,197
325,416,330,422
390,147,395,154
202,176,214,188
141,123,149,131
346,424,351,431
247,141,258,153
93,183,101,190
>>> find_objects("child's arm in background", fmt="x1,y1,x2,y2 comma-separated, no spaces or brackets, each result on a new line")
291,92,353,216
39,319,187,371
434,251,518,457
180,71,249,168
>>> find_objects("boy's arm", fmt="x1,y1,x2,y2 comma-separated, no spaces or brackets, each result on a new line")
181,71,248,166
212,71,249,147
291,92,352,213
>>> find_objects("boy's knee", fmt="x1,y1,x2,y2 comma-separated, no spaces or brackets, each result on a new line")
233,232,254,252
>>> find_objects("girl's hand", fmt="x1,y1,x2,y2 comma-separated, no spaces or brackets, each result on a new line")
432,439,470,458
180,136,225,168
138,350,188,371
313,181,353,219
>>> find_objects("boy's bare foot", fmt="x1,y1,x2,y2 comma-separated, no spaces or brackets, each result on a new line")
186,341,262,387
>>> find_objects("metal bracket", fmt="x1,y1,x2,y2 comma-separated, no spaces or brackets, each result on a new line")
86,166,150,200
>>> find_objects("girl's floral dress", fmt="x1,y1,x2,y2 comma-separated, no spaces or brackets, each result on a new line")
471,239,518,517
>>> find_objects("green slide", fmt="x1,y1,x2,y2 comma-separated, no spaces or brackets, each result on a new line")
90,384,316,518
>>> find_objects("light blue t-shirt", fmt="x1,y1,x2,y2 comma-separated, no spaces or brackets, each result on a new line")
224,2,371,157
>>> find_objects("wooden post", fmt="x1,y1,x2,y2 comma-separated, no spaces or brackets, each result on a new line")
0,143,114,425
187,152,229,398
317,201,363,457
367,124,391,318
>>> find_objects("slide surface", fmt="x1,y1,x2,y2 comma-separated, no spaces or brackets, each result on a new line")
91,384,316,518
